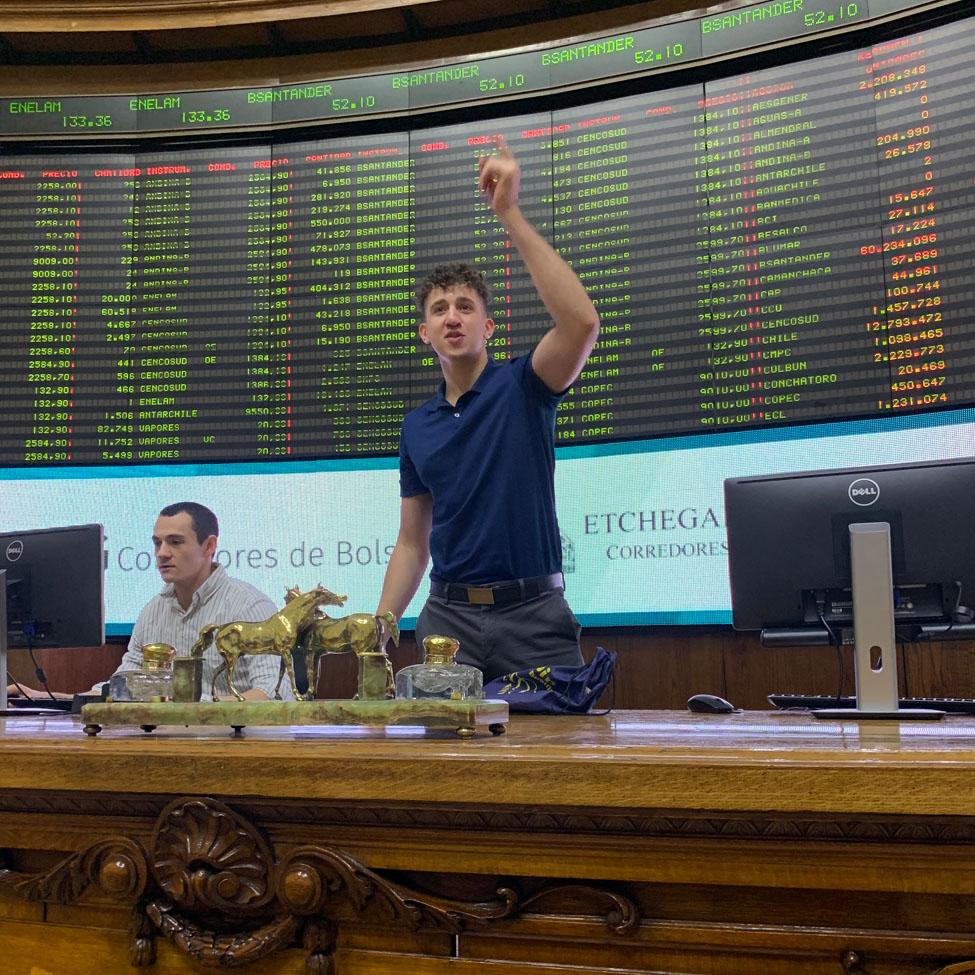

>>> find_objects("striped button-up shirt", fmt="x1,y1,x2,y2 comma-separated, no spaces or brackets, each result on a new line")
113,565,292,699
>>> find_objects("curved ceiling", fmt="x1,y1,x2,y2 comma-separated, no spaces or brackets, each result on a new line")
0,0,696,70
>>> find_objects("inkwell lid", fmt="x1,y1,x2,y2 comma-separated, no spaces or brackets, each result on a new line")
141,643,176,670
422,635,460,665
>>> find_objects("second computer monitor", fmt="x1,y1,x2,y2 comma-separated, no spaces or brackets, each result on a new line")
723,457,975,636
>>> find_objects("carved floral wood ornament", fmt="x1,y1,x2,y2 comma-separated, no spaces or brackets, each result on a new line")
0,796,639,970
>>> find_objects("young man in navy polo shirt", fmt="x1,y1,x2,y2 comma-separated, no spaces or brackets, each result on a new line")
376,145,600,683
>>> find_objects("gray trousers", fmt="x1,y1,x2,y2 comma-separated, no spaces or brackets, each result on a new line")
415,588,583,684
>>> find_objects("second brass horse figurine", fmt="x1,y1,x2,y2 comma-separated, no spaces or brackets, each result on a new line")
287,586,400,700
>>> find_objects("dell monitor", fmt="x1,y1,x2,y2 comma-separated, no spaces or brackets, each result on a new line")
0,524,105,710
723,458,975,718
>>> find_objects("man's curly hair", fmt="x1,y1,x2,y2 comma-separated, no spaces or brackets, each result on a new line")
415,262,491,316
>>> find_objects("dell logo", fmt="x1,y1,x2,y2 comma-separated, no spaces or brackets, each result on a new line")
5,540,23,562
848,478,880,506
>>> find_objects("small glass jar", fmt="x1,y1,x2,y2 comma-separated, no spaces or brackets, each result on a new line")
125,671,172,702
126,642,176,702
395,635,483,701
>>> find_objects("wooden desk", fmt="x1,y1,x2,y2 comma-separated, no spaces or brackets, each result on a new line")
1,710,975,974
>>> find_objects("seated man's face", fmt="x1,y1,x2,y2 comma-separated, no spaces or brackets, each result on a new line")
152,512,215,588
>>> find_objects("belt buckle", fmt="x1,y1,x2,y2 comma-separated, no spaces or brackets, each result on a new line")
466,586,495,605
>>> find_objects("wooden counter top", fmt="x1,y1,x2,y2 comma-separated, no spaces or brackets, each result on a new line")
2,709,975,816
4,709,975,973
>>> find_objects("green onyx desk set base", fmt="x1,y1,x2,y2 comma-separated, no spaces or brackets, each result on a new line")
80,698,508,739
85,589,505,737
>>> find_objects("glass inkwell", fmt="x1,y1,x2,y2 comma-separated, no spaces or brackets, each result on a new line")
110,643,175,702
395,635,483,701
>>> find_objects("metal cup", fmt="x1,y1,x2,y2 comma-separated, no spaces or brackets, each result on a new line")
171,657,203,703
357,652,393,700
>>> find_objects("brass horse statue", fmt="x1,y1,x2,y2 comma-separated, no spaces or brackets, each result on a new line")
287,588,400,700
190,584,347,701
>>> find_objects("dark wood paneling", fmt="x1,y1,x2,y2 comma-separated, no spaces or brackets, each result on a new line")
7,644,125,695
12,630,975,710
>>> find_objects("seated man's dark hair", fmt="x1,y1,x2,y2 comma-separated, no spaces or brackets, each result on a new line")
159,502,219,544
416,262,491,316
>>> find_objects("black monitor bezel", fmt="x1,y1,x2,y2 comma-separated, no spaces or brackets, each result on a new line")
0,523,105,649
723,457,975,634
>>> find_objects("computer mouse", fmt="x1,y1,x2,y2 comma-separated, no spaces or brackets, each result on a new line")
687,693,736,714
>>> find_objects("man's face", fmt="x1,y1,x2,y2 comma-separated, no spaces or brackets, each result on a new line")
419,285,494,362
152,512,215,588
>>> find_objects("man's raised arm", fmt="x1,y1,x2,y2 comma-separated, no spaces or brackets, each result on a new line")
479,144,600,393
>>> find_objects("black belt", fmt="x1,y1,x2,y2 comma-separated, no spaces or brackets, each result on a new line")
430,573,564,607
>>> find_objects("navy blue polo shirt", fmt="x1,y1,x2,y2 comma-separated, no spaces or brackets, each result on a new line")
400,354,564,584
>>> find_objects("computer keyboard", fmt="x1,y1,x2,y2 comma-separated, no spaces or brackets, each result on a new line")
4,696,73,712
769,693,975,714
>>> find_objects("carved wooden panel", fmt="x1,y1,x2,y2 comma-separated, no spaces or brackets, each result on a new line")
4,789,975,847
4,712,975,972
0,796,639,969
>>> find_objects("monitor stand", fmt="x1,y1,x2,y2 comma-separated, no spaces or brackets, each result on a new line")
813,522,943,721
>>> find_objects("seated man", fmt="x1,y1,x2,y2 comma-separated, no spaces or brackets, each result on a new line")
7,501,288,702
